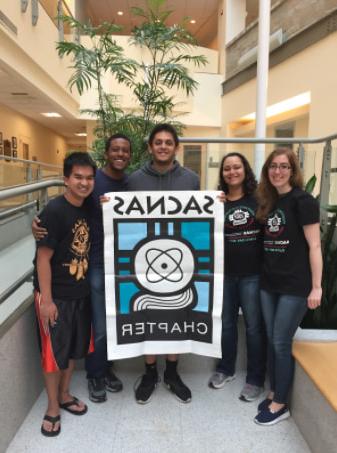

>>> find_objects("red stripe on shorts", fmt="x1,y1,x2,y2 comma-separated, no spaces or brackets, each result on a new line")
88,326,95,354
34,291,59,373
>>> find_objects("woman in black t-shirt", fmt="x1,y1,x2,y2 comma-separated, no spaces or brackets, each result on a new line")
254,148,322,426
208,153,266,403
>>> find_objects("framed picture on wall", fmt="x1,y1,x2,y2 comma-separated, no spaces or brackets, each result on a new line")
12,136,17,149
4,139,12,161
0,132,3,145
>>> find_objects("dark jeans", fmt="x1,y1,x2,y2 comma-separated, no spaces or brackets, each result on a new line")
260,289,307,404
217,275,266,387
85,265,112,379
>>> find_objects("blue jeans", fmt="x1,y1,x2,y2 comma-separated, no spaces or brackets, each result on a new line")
85,265,111,379
217,275,266,387
260,289,307,404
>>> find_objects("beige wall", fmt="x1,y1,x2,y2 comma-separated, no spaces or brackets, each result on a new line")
221,32,337,184
0,1,79,117
79,36,221,125
0,103,67,165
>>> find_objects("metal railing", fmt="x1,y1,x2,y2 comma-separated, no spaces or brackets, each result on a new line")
0,179,64,317
0,155,62,189
179,133,336,232
0,268,34,306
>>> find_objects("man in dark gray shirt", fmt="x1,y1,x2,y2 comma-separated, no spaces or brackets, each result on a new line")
129,124,200,404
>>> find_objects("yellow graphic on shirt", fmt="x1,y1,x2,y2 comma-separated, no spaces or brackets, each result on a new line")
64,219,90,280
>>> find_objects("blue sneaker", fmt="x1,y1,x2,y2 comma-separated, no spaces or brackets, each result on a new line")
257,397,272,412
254,405,290,425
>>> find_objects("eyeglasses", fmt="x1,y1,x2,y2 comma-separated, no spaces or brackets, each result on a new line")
268,163,291,172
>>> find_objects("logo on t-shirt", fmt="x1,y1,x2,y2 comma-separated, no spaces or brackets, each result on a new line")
265,209,285,237
64,218,90,280
226,206,254,229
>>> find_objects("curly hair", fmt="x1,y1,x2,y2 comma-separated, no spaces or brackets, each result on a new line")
218,152,257,195
105,133,132,153
256,147,303,222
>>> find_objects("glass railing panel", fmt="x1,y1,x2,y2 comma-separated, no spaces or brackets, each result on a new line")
0,160,27,188
0,158,63,210
39,0,73,35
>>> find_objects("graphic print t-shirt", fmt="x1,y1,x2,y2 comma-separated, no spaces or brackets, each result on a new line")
33,196,91,299
261,187,320,297
225,195,263,276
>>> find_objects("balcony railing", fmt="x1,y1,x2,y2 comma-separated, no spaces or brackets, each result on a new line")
0,155,63,210
37,0,74,40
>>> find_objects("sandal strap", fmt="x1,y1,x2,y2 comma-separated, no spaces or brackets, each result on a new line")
60,396,80,409
43,414,60,424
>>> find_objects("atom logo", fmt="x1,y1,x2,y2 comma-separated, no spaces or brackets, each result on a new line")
134,238,195,293
146,248,184,283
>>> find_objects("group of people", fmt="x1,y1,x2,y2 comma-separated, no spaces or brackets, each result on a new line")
32,123,322,437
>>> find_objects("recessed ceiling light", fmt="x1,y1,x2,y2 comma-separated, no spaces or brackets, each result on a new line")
190,19,196,24
117,11,123,16
41,112,62,118
75,132,87,137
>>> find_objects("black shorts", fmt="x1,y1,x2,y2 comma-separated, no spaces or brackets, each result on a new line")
34,291,94,373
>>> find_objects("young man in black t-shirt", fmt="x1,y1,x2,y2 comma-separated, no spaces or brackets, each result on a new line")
33,152,96,437
32,135,132,404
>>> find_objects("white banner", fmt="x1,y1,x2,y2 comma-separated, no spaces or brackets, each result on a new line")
103,191,224,359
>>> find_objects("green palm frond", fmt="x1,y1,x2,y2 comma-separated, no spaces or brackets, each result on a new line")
305,174,317,194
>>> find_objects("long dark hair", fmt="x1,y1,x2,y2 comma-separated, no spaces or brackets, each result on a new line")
256,147,303,222
218,152,257,195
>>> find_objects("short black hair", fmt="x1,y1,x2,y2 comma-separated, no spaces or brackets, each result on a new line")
148,123,179,147
105,134,132,153
63,152,97,178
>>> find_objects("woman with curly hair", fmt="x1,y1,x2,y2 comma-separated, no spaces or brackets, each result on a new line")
254,147,322,426
209,153,266,403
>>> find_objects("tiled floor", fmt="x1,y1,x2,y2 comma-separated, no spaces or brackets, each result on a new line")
7,355,310,453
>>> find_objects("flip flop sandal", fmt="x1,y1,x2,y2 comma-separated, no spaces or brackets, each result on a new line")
59,396,88,415
41,414,61,437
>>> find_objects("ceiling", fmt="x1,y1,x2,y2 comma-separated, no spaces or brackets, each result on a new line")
0,0,220,143
0,64,86,143
84,0,220,47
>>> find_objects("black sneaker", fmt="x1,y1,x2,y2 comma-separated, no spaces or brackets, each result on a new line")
164,371,192,403
88,377,107,403
135,372,159,404
105,369,123,393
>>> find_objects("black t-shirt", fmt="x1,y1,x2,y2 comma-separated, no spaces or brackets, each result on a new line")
225,194,263,276
33,196,91,300
261,187,320,297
